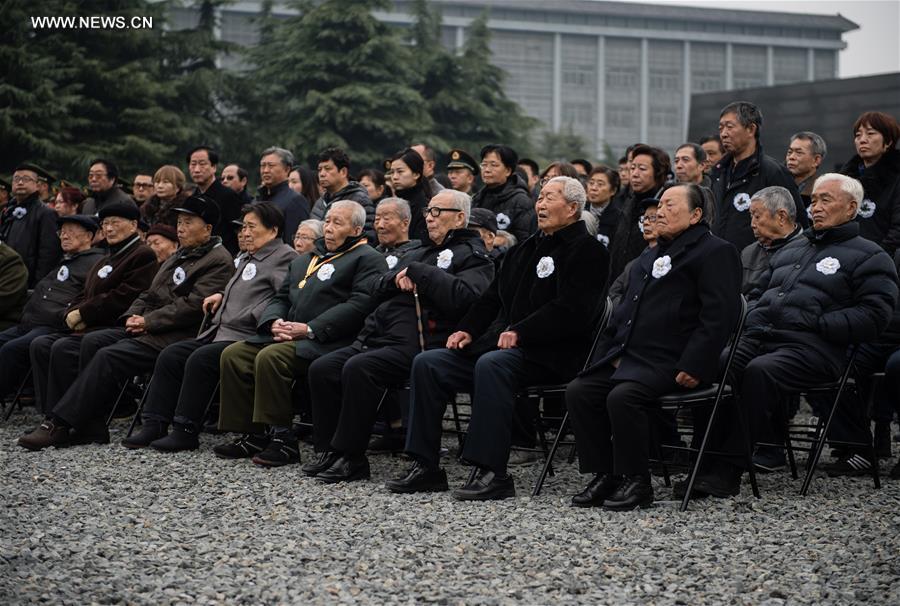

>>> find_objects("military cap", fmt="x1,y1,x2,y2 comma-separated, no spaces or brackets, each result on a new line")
447,149,479,177
0,177,10,191
468,207,498,234
174,193,220,226
14,163,56,184
57,214,99,234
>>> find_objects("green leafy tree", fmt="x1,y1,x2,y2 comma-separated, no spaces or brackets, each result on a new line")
243,0,433,169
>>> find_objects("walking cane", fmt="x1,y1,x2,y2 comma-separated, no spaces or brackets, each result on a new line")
413,287,426,353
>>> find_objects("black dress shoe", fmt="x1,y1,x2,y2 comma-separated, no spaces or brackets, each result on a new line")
671,478,709,501
122,420,168,449
70,420,110,446
301,451,340,477
150,425,199,452
385,462,448,494
602,474,654,511
451,468,516,501
571,473,619,507
692,466,742,498
317,454,371,484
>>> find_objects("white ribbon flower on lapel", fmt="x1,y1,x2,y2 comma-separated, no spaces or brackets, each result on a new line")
233,257,241,268
317,264,335,281
652,255,672,279
386,255,398,270
173,267,186,286
56,265,69,282
12,207,27,219
536,256,555,279
816,256,841,275
496,213,511,230
858,199,876,219
437,249,454,270
97,264,113,279
596,234,610,247
733,193,752,212
242,263,257,281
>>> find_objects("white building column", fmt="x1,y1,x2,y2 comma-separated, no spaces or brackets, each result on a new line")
682,40,691,141
456,26,465,53
596,35,606,158
553,32,562,132
725,43,734,90
640,38,649,143
766,46,775,86
807,48,815,81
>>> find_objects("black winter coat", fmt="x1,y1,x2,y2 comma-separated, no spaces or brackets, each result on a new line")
710,144,805,250
586,223,741,388
358,229,494,350
257,181,311,246
839,149,900,255
740,225,804,299
0,193,62,288
393,182,431,244
589,198,623,250
310,181,376,243
20,247,105,329
471,175,535,243
457,220,609,380
609,188,659,280
201,179,244,255
747,221,898,371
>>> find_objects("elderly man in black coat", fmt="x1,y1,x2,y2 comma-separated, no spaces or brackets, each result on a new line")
565,183,742,510
692,173,899,494
306,189,495,483
388,176,609,499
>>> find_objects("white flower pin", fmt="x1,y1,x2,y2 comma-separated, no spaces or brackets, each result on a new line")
536,256,555,279
242,262,257,281
496,213,511,230
56,265,69,282
385,254,398,270
652,255,672,279
12,207,27,219
97,264,113,279
858,199,876,219
816,257,841,275
596,234,610,247
234,257,241,268
317,264,335,281
733,193,752,212
437,249,454,270
173,266,186,286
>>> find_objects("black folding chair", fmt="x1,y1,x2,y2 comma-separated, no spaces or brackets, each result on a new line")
532,297,614,496
2,368,33,423
654,296,758,511
106,374,150,427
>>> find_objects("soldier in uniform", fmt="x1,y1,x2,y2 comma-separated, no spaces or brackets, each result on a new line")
446,149,479,195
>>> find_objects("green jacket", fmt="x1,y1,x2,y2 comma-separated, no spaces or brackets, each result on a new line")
254,235,384,360
0,242,28,329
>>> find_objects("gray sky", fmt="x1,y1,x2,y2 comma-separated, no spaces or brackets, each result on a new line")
611,0,900,78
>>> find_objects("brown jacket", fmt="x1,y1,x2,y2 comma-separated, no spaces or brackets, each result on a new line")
125,236,233,350
71,234,158,329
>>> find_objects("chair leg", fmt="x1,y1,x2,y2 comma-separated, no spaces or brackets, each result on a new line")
801,382,851,496
3,368,34,423
106,380,133,427
737,396,760,499
534,397,555,478
680,392,729,512
125,378,153,438
451,397,465,451
533,411,568,497
783,418,799,479
200,384,221,432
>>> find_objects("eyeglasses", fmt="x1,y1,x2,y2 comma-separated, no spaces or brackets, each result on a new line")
294,234,315,242
638,215,658,225
422,206,461,218
12,175,36,184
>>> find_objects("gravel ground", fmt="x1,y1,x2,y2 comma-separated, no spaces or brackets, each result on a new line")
2,410,899,605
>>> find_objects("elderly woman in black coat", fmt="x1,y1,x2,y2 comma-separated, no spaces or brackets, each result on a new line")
565,183,742,511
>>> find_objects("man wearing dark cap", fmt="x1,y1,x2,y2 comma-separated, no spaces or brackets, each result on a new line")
31,165,56,205
146,223,180,264
19,195,234,450
467,207,498,255
447,149,479,195
29,201,157,415
81,158,136,216
0,216,103,401
0,164,62,287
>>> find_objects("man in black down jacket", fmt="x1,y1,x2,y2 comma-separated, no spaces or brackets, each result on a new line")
306,190,494,483
0,216,103,399
566,184,742,510
471,144,535,243
389,177,609,499
697,173,898,497
710,101,805,251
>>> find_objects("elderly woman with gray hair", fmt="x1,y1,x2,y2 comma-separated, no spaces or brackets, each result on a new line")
741,185,804,298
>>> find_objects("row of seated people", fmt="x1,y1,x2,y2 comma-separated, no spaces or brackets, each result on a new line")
3,174,898,511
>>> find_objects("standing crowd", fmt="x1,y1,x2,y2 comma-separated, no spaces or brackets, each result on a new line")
2,100,900,510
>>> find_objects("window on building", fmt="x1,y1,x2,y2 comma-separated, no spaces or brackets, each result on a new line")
732,44,767,89
773,47,808,84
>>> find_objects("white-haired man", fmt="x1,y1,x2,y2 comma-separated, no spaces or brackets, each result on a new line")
692,173,898,497
387,176,610,499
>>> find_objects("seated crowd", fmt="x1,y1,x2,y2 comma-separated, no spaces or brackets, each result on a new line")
2,101,900,511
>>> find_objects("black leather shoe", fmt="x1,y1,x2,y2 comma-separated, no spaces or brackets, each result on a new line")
213,434,269,459
122,420,168,449
150,425,199,452
317,454,371,484
70,420,110,446
571,473,619,507
602,475,654,511
451,468,516,501
301,451,340,477
385,462,448,494
671,478,709,501
692,467,742,498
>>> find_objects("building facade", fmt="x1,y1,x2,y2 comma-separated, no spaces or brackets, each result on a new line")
171,0,856,158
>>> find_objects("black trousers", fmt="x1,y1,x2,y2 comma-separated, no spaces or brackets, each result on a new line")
49,328,161,429
307,344,417,454
142,339,232,430
565,364,677,476
0,325,53,398
405,348,558,475
30,329,125,414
